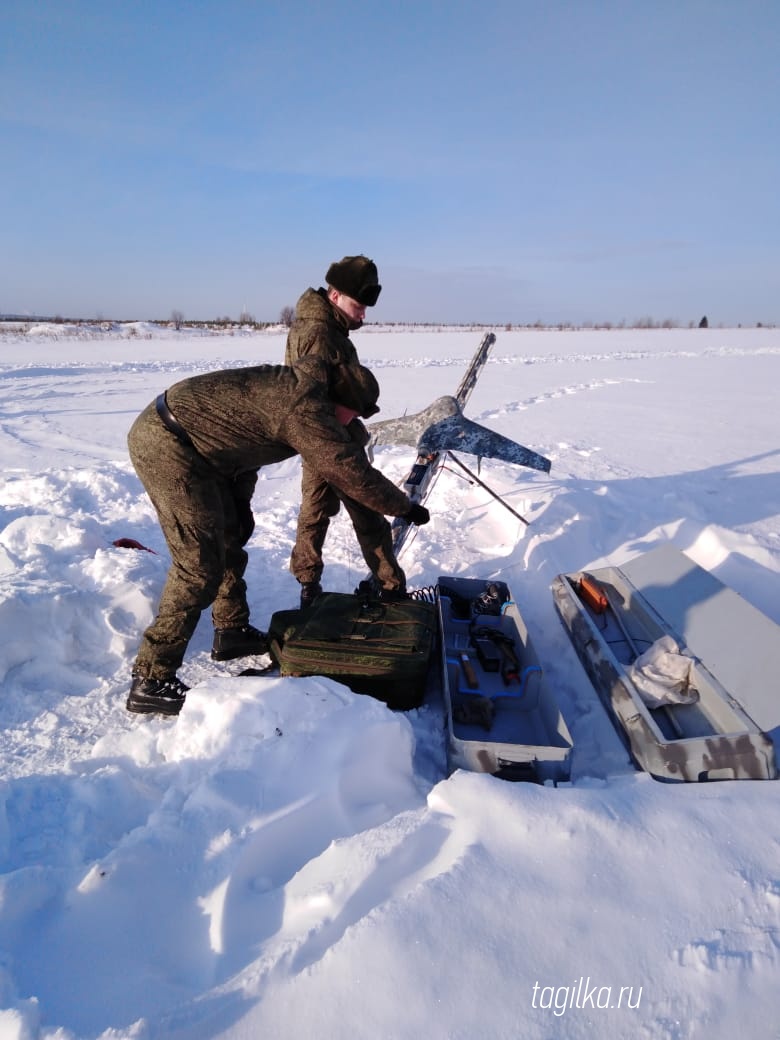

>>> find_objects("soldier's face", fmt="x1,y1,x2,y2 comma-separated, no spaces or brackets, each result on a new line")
332,292,366,329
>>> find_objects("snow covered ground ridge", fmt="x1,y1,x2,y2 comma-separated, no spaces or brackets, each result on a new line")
0,327,779,1040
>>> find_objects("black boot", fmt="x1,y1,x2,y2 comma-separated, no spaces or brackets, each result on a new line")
211,624,268,661
126,675,189,716
299,581,323,609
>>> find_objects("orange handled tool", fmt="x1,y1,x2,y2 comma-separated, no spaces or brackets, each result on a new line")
460,652,480,689
578,574,608,614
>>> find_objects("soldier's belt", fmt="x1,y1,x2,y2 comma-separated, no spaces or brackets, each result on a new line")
155,393,195,449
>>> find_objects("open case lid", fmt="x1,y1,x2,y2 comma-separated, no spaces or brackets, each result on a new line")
618,545,780,736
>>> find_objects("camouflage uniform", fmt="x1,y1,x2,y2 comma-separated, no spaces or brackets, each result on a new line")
128,363,412,680
285,286,406,591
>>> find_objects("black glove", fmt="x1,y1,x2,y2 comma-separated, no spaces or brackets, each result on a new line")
236,498,255,543
346,417,370,447
404,503,430,526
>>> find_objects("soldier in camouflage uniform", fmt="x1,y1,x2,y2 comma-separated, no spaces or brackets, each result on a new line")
126,361,429,716
285,256,407,608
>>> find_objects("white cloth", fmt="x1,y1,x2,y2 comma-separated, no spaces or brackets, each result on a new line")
627,635,699,709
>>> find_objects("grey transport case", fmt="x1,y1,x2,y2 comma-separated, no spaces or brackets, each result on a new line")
437,576,573,783
552,545,779,782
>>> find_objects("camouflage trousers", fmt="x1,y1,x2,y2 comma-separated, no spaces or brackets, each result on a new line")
290,459,406,590
128,403,253,679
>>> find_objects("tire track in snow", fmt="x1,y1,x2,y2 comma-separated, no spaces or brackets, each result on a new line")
478,376,634,422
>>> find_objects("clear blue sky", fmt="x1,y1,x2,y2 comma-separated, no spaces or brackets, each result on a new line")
2,0,778,325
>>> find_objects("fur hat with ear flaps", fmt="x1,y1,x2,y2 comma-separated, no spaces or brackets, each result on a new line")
326,255,382,307
329,363,380,419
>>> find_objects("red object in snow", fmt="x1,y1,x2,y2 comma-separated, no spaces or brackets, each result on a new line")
112,537,157,554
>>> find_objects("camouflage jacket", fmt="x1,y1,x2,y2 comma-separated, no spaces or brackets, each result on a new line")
160,364,410,518
284,287,359,376
285,287,374,447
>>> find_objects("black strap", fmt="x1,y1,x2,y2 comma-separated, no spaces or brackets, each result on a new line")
155,393,194,448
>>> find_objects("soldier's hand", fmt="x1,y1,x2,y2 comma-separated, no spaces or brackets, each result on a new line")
404,503,430,526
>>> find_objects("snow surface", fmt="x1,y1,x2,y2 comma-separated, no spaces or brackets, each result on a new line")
1,324,779,1040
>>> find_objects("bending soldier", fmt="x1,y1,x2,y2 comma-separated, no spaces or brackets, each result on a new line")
126,361,429,717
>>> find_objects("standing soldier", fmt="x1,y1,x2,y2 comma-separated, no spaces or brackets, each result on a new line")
285,255,407,608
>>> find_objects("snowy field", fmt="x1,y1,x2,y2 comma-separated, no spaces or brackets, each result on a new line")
1,323,779,1040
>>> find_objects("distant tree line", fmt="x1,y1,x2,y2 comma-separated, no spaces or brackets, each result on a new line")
2,311,777,331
